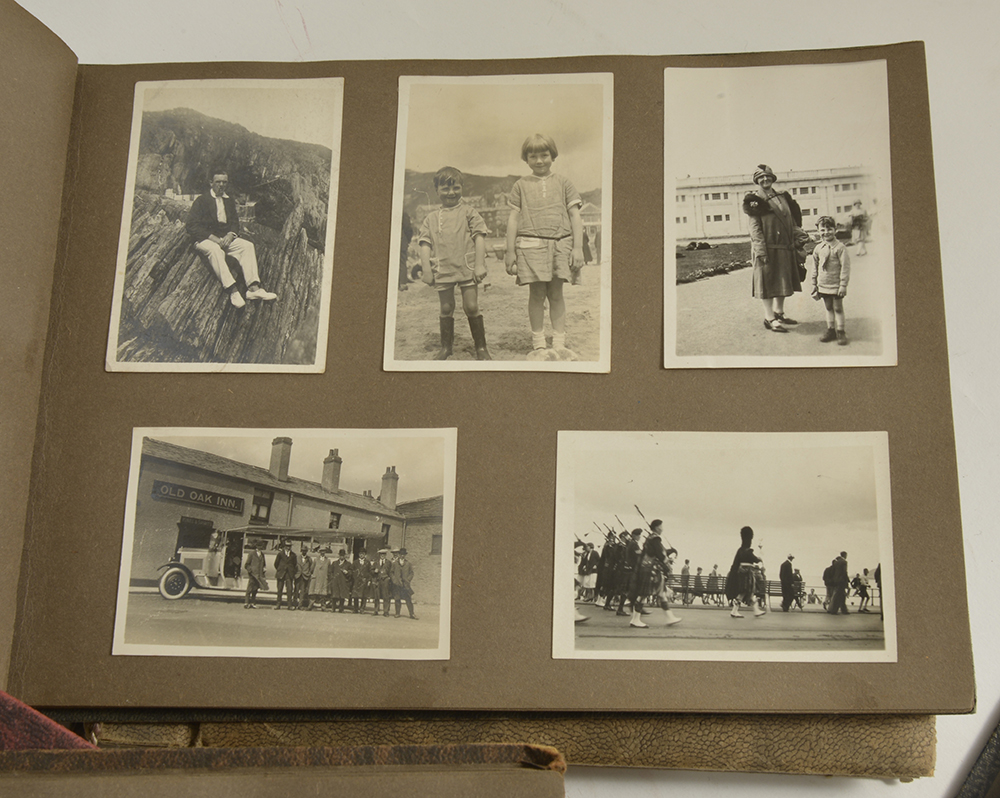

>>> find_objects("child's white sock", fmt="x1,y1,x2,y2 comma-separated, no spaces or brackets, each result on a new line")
551,331,566,349
531,331,546,350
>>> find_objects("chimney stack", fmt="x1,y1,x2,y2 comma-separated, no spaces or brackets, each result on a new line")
380,466,399,509
322,448,343,491
269,437,292,481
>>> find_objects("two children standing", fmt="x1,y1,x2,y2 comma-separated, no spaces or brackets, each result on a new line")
417,134,584,361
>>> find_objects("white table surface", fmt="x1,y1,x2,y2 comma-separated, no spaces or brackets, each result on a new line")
15,1,999,794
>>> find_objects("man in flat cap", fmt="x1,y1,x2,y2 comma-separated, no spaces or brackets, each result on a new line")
391,548,417,620
243,541,266,609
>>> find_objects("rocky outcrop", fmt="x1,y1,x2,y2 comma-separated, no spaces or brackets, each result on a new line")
115,194,323,365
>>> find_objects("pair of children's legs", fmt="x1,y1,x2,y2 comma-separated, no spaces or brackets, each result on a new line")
819,294,848,344
528,279,566,349
821,294,845,329
436,284,490,360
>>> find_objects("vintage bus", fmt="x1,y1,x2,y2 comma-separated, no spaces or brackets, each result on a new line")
156,525,385,601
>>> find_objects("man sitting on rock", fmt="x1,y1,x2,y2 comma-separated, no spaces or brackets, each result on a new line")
186,171,277,308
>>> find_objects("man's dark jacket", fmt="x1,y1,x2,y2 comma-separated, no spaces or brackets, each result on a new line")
186,192,241,242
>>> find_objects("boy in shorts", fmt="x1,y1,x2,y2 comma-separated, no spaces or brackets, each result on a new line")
418,166,491,360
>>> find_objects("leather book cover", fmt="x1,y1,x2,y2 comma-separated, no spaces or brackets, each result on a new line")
85,712,934,779
0,744,566,798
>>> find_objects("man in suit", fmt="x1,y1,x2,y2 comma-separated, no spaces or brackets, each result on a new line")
273,539,297,610
294,543,314,610
780,554,796,611
391,547,417,620
373,548,393,617
827,551,850,615
186,171,278,309
243,541,266,609
329,549,354,612
351,550,374,614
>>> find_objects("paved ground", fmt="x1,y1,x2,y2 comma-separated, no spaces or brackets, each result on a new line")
675,240,889,358
574,599,885,652
121,589,440,651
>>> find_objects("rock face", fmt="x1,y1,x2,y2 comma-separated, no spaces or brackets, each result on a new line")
116,109,332,365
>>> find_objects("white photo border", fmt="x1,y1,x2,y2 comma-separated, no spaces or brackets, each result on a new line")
383,73,613,372
553,430,896,662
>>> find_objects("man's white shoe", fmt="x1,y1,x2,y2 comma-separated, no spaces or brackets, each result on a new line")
246,286,277,301
229,292,246,308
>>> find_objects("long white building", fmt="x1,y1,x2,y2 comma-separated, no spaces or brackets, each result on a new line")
673,166,874,243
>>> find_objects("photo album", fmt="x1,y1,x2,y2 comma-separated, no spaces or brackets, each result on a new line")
2,0,973,723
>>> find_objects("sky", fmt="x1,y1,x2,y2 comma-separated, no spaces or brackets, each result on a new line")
562,432,889,586
140,79,341,148
401,77,609,192
665,61,891,181
148,430,447,504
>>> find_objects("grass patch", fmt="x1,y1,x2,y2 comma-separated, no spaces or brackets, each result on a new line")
675,242,750,284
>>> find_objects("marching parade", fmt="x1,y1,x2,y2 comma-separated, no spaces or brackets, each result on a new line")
574,506,883,634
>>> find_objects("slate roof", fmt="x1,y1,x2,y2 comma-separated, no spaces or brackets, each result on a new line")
142,438,405,520
396,495,444,520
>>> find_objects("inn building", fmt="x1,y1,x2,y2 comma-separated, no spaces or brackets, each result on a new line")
673,166,875,243
130,437,444,604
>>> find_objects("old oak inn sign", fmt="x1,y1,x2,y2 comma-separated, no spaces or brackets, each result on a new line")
153,481,245,513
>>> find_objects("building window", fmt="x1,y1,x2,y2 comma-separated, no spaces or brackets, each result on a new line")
705,215,711,223
381,523,391,547
682,216,687,223
841,184,851,191
853,183,858,190
800,186,808,194
811,187,817,194
835,185,840,192
723,192,729,199
836,206,842,213
725,214,730,221
802,208,810,216
328,512,341,530
675,217,680,224
250,489,273,524
677,194,685,202
713,214,723,222
431,535,442,555
711,192,722,200
790,188,796,195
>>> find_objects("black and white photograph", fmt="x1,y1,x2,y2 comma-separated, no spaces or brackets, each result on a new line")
553,431,895,662
106,78,344,372
665,62,897,368
384,74,612,372
113,427,455,659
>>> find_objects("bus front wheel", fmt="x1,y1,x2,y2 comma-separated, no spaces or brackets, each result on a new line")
158,567,191,599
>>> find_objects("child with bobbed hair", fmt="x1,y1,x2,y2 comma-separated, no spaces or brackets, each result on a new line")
418,166,491,360
504,134,584,357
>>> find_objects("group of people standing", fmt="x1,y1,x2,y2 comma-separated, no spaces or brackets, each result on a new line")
242,539,417,619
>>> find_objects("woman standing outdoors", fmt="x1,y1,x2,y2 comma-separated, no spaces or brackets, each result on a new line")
743,164,811,333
